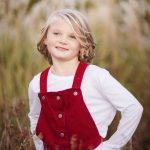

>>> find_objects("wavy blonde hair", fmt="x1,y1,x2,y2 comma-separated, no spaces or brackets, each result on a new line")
37,9,95,64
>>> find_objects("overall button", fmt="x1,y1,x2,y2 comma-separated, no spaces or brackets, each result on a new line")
56,95,60,101
42,96,45,100
58,113,62,119
73,91,78,96
60,132,64,138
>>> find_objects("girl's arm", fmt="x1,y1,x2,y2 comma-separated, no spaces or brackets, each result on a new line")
97,70,143,150
28,79,44,150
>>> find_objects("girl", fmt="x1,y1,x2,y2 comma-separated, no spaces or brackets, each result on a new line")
28,9,143,150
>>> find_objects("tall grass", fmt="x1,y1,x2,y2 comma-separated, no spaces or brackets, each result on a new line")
0,0,150,149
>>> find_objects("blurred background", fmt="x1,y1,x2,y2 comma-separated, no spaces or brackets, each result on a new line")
0,0,150,149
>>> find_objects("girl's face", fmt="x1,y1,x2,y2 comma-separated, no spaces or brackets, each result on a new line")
44,17,81,63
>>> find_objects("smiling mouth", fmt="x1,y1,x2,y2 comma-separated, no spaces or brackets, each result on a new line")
56,46,69,51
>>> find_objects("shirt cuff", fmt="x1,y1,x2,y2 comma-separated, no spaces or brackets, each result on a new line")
32,135,44,150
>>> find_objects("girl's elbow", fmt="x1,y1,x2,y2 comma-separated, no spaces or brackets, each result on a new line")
135,103,143,116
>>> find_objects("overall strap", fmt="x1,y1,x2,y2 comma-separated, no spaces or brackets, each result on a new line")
40,67,50,93
72,61,89,88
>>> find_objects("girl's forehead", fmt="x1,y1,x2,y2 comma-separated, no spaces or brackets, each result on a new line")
48,16,75,31
50,16,66,25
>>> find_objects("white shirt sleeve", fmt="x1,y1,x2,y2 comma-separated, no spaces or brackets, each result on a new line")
95,70,143,150
28,78,44,150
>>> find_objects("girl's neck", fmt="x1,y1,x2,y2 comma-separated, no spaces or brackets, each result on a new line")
51,59,80,76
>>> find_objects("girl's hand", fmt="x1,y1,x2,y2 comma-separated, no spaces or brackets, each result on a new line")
70,134,94,150
70,134,78,150
38,132,43,140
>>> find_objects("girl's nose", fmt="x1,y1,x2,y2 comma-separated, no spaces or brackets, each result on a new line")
59,36,68,45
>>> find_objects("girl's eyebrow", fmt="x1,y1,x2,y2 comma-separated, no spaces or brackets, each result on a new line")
50,28,61,31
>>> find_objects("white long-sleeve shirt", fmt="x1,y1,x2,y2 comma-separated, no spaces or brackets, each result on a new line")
28,64,143,150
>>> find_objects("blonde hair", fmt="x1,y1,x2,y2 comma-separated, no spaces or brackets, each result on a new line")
37,9,96,64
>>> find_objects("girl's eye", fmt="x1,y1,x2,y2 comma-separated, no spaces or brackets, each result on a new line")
69,35,76,39
53,32,59,35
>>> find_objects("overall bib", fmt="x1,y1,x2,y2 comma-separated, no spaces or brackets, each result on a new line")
36,61,102,149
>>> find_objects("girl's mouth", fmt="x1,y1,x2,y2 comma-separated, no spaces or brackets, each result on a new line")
56,46,69,51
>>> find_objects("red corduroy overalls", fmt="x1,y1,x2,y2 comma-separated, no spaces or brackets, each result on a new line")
36,61,102,149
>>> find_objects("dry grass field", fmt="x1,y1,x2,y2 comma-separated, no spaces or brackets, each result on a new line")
0,0,150,149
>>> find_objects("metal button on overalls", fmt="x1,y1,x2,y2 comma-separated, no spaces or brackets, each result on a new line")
60,132,64,138
36,61,102,150
73,91,78,96
42,95,45,100
58,113,62,119
56,95,60,101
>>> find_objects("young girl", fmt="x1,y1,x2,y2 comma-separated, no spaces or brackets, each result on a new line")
28,9,143,150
